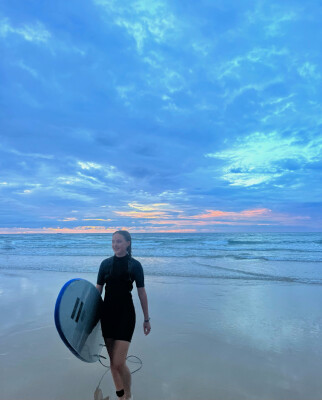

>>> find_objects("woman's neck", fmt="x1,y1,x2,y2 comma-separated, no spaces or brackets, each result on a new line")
114,253,128,258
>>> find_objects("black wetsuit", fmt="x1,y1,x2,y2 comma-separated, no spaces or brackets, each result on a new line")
97,255,144,342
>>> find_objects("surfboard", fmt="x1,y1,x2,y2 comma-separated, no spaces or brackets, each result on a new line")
54,278,104,363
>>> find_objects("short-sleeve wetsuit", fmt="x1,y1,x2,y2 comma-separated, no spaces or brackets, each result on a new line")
97,254,144,342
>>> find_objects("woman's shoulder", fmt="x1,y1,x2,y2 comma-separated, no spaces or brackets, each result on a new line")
129,257,142,268
100,256,114,268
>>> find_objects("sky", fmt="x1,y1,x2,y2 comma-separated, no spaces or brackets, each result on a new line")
1,0,322,233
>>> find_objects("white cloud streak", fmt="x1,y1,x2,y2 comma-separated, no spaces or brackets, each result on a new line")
93,0,178,53
0,18,51,43
0,144,54,160
205,131,322,186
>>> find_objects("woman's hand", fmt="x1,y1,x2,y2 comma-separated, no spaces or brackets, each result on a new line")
143,321,151,335
96,284,103,295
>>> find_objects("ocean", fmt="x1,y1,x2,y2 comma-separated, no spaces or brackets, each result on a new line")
0,232,321,284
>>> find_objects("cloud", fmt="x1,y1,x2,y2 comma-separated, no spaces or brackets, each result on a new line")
115,19,146,52
176,207,310,226
15,60,39,78
162,69,185,94
298,62,321,81
215,46,288,81
82,218,112,221
114,210,170,219
216,50,290,102
109,204,310,230
128,202,170,211
112,201,185,222
158,189,187,200
77,161,127,181
189,208,272,219
0,226,197,234
93,0,178,53
77,161,102,170
246,4,299,38
52,160,128,196
205,131,322,186
266,12,298,37
56,172,116,195
0,18,51,43
0,144,54,160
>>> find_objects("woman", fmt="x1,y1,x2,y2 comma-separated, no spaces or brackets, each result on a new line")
96,230,151,400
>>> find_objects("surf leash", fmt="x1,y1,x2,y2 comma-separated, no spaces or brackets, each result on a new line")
95,345,143,394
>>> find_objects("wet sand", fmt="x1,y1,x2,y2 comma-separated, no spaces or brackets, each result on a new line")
1,269,322,400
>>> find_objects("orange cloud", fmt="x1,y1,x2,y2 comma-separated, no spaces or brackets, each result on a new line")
0,206,312,235
0,226,197,234
145,219,274,226
0,226,120,234
178,208,310,226
188,208,272,219
47,226,115,233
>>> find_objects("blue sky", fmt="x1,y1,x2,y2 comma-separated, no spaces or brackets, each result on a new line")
1,0,321,233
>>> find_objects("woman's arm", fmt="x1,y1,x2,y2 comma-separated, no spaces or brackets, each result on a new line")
137,287,151,335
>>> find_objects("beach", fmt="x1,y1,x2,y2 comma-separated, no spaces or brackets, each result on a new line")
1,233,322,399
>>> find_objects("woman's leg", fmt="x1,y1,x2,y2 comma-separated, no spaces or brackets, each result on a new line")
104,338,124,392
104,338,132,399
111,340,132,399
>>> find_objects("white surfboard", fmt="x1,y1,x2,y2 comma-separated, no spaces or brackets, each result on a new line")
54,278,104,363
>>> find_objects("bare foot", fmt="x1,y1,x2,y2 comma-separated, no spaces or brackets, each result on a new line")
94,387,109,400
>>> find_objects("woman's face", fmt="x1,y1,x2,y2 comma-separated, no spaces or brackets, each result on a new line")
112,233,130,257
